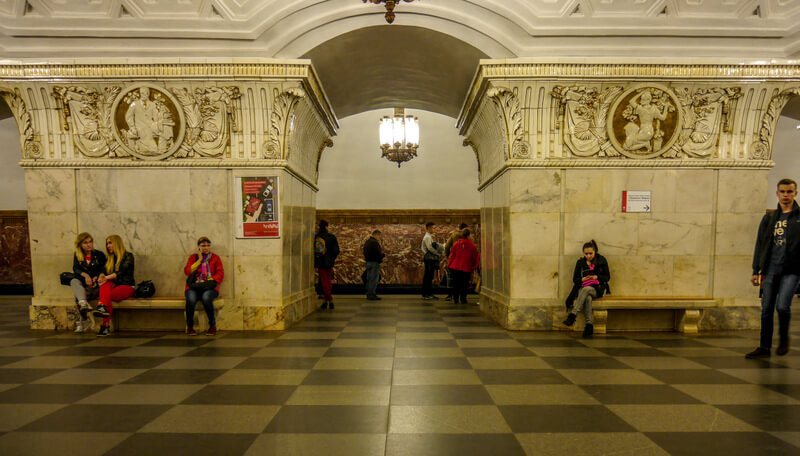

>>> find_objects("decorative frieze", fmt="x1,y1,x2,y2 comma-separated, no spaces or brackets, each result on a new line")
486,86,531,159
751,87,800,160
265,87,306,159
0,87,42,159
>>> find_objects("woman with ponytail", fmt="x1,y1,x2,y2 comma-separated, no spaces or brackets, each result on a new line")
92,235,135,336
563,240,610,338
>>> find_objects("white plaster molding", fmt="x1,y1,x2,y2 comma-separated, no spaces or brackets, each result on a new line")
264,87,306,159
0,86,42,159
751,86,800,160
486,86,530,159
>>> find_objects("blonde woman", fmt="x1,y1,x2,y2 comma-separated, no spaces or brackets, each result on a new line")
92,235,135,336
70,232,107,333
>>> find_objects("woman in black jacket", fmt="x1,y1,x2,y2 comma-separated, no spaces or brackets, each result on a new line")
70,232,107,333
92,235,135,336
563,240,610,338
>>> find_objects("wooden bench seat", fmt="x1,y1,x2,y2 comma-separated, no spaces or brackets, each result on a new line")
590,296,718,334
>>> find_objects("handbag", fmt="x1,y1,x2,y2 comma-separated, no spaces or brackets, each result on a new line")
190,280,217,292
59,272,75,286
134,280,156,298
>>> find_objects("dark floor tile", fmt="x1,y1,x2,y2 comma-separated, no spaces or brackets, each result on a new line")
219,331,282,339
139,338,212,347
642,369,748,385
397,316,445,322
636,339,712,348
580,385,703,404
0,368,63,383
451,332,512,340
396,339,457,348
646,432,799,456
235,357,319,369
337,332,397,339
288,326,344,332
263,405,388,433
386,434,526,456
77,356,171,369
517,339,586,347
460,347,535,357
123,369,226,384
105,433,258,456
445,321,497,327
266,339,335,347
0,383,104,403
499,405,636,432
324,347,395,357
182,385,296,405
0,356,29,366
14,338,89,347
345,321,396,327
181,347,261,357
717,405,800,431
476,369,572,385
45,346,127,356
763,384,800,400
542,356,631,369
20,404,170,432
595,347,674,357
687,357,786,369
301,369,391,385
391,385,494,405
394,357,471,370
396,326,449,333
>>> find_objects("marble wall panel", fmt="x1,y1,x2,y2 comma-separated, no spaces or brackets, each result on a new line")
509,169,561,213
31,254,74,298
637,214,713,256
675,170,715,213
510,255,559,299
563,213,639,256
604,255,673,296
76,169,118,213
713,255,758,299
564,169,610,214
78,212,195,257
189,170,229,215
27,212,77,257
672,256,711,297
715,212,762,257
116,170,191,213
509,213,560,256
233,255,282,300
25,169,76,214
233,237,282,257
717,170,770,214
0,216,32,285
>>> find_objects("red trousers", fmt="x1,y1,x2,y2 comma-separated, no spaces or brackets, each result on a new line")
98,281,135,326
317,268,333,301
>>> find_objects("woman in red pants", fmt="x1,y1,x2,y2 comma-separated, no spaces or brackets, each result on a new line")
92,235,135,336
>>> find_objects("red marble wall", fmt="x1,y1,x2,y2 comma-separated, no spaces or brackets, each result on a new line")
0,211,32,285
328,223,481,285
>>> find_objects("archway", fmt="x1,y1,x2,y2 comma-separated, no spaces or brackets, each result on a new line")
768,96,800,208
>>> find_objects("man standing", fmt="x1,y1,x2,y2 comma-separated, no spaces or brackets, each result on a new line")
747,178,800,358
315,220,340,310
363,230,385,301
421,222,445,300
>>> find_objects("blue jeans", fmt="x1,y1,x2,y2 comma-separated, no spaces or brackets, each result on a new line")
185,288,218,328
364,262,380,298
759,272,798,349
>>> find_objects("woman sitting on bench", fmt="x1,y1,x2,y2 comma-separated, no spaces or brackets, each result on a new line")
184,236,224,336
92,235,135,337
563,240,610,338
70,232,107,333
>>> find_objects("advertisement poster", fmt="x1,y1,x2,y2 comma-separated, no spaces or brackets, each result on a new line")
237,176,280,238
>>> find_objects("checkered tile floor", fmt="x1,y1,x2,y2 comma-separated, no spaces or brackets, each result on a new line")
0,295,799,456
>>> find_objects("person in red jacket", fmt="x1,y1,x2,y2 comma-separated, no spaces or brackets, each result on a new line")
447,229,480,304
184,236,224,336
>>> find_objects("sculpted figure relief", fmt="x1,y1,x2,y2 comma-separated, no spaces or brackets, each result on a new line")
608,86,680,159
122,87,175,156
621,90,673,152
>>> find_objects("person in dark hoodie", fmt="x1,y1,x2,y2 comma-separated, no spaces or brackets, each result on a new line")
363,230,385,301
69,232,107,333
563,240,610,338
315,220,340,310
747,178,800,359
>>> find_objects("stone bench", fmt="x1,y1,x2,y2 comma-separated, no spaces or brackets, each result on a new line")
100,297,225,331
590,297,718,334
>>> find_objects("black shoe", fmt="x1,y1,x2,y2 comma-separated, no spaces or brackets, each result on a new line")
582,323,593,339
563,313,576,327
319,301,328,310
93,305,110,317
422,295,433,300
745,347,771,359
329,301,335,310
776,338,789,356
367,296,381,301
445,295,453,300
97,325,109,337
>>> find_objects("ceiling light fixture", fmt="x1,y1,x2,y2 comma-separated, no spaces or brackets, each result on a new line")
379,108,419,167
362,0,416,24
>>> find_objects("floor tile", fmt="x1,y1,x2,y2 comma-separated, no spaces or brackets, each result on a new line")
518,338,587,347
719,368,800,384
210,369,309,385
32,368,146,384
762,384,800,401
390,385,494,405
673,384,800,404
105,433,258,456
20,404,170,432
0,368,64,383
543,356,631,369
606,404,761,432
645,431,799,456
266,339,336,347
557,369,663,385
286,385,391,405
0,383,104,403
76,356,171,369
394,347,465,357
313,357,394,370
245,434,386,456
580,384,703,404
460,347,534,357
770,431,800,449
595,347,673,357
642,369,748,384
140,404,280,433
688,356,786,369
635,339,712,348
389,405,511,433
499,405,636,433
616,356,711,370
43,346,126,356
716,405,800,431
486,385,600,405
253,347,330,357
264,405,388,433
0,431,131,456
467,356,552,369
392,369,482,385
394,357,471,370
181,347,261,357
0,404,66,431
235,357,319,369
302,369,391,385
476,369,572,385
324,347,395,357
385,433,526,456
111,346,195,357
182,385,296,405
138,338,213,347
77,384,205,404
123,369,226,384
515,432,669,456
396,339,458,348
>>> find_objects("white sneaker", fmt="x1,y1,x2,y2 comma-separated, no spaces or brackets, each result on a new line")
74,320,85,333
78,300,90,311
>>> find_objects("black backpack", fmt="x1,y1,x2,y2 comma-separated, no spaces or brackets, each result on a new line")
134,280,156,298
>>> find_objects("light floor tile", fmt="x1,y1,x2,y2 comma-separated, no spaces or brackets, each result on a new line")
486,385,601,405
0,346,63,356
527,347,608,357
456,340,524,348
395,333,454,340
112,346,195,357
394,347,464,358
392,369,482,385
0,404,66,431
76,384,205,404
201,338,276,347
659,347,743,357
139,404,280,433
313,357,394,370
558,369,663,385
467,357,552,370
0,384,20,393
616,356,711,370
578,339,652,348
286,385,390,405
0,338,37,347
719,368,800,385
244,433,386,456
270,332,338,340
154,356,246,370
389,405,511,433
0,431,131,456
516,432,670,456
673,384,800,405
3,356,100,369
210,369,309,385
32,368,148,384
254,347,329,357
770,432,800,449
75,338,153,347
696,338,758,348
606,404,761,432
330,339,396,348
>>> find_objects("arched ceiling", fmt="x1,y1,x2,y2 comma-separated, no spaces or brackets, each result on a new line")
302,26,487,118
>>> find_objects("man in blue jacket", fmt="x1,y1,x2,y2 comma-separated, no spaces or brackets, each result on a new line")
748,178,800,358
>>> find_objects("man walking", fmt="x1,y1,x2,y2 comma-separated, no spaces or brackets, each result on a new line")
421,222,445,300
315,220,340,310
747,178,800,358
363,230,385,301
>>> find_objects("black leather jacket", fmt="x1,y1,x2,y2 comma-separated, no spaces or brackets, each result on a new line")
753,202,800,275
363,237,385,263
314,230,340,270
571,254,611,298
72,249,107,279
107,252,136,286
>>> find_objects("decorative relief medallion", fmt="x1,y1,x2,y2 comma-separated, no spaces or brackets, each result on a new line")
111,84,185,160
486,86,530,159
0,88,43,159
751,87,800,160
607,85,681,159
53,86,121,157
552,85,623,157
171,86,241,158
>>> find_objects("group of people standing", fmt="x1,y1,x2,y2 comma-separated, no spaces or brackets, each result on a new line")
66,233,223,337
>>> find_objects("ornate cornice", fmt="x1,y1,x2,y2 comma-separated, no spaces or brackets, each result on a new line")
0,62,314,79
478,63,800,80
315,209,480,225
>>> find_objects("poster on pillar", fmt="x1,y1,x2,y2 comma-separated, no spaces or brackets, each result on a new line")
236,176,280,238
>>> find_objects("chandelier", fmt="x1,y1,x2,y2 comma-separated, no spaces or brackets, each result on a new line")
379,108,420,167
362,0,416,24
